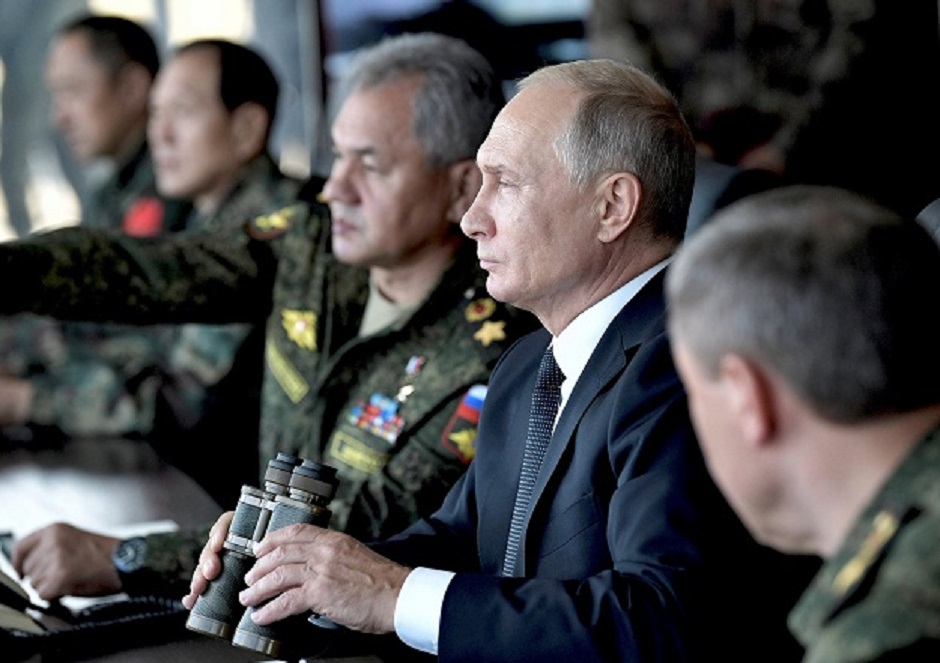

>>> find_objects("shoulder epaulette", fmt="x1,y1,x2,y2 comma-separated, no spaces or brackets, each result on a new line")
462,286,536,364
832,509,901,596
246,204,304,240
464,289,503,343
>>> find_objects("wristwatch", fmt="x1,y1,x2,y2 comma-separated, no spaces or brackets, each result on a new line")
112,536,148,575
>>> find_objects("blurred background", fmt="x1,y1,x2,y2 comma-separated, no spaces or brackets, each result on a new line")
2,0,939,240
0,0,589,240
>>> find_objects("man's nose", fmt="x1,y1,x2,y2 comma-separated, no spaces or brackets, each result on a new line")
322,162,355,203
460,194,489,239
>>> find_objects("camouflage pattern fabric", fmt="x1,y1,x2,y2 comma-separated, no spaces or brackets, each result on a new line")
0,154,302,505
0,201,537,595
82,139,191,234
0,139,190,437
788,425,940,661
251,207,536,542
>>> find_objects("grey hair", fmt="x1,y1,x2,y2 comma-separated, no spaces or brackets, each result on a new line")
334,32,503,168
519,59,696,242
666,185,940,423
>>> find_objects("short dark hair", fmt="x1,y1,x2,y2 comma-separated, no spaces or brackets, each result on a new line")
59,14,160,81
172,39,279,133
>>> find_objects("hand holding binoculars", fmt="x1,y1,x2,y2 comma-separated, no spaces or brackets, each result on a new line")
185,453,339,658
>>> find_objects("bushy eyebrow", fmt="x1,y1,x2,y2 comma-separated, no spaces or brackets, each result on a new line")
478,158,518,181
332,141,377,158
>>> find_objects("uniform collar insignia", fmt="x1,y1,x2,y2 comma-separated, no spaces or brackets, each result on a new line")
832,509,900,596
465,297,496,322
474,320,506,347
282,309,317,350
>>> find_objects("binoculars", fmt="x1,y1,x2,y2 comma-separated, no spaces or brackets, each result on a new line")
185,452,339,658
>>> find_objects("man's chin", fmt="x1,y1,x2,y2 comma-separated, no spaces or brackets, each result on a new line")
483,276,512,304
330,240,369,267
155,181,190,200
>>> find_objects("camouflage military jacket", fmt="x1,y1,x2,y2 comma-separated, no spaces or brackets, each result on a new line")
82,139,191,234
789,425,940,662
0,200,536,594
1,155,302,505
247,205,536,542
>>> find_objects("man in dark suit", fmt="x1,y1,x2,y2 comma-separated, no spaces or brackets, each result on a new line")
185,58,816,661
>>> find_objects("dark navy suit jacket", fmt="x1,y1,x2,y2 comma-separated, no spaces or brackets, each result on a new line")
373,271,817,662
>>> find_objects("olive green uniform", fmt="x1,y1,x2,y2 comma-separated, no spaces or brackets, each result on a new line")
1,155,302,506
0,201,536,594
82,139,190,234
789,425,940,661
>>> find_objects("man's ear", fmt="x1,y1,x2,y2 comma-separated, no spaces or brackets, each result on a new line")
230,102,269,161
445,159,482,223
597,171,640,243
720,353,777,447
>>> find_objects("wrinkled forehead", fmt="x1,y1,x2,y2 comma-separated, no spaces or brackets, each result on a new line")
332,79,421,150
477,83,578,169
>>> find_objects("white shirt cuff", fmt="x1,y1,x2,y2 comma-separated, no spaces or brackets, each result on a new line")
394,567,455,655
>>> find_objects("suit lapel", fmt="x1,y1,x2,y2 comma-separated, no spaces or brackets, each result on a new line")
517,272,668,573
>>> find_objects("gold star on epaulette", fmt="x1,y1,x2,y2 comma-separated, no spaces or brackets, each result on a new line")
474,320,506,347
248,207,294,239
255,209,291,231
832,510,899,595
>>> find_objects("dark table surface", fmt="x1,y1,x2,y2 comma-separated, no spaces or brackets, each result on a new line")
0,437,380,662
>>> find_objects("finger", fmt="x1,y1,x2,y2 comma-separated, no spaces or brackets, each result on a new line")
240,554,307,607
244,538,303,586
191,562,211,593
199,552,222,581
181,593,196,610
17,543,45,584
253,522,325,558
207,512,234,546
11,530,41,575
243,583,308,626
31,564,64,601
184,561,208,601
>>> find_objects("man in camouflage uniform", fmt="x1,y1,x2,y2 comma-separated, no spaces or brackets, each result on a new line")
0,40,302,505
0,15,194,445
0,14,194,442
6,33,536,600
44,13,191,233
667,185,940,660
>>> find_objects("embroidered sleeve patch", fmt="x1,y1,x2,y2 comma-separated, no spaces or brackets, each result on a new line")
441,384,488,463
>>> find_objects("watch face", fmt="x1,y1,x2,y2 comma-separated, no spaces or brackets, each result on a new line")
113,537,147,574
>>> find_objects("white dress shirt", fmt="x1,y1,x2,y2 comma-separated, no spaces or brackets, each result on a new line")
393,259,671,654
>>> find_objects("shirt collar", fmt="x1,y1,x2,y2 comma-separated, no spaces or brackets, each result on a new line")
552,257,671,407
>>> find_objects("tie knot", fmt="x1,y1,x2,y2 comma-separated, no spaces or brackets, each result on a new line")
537,347,564,392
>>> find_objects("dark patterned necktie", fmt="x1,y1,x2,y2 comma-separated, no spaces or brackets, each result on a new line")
501,346,564,576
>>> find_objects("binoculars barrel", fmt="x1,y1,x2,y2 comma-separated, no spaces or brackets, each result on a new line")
185,453,339,658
